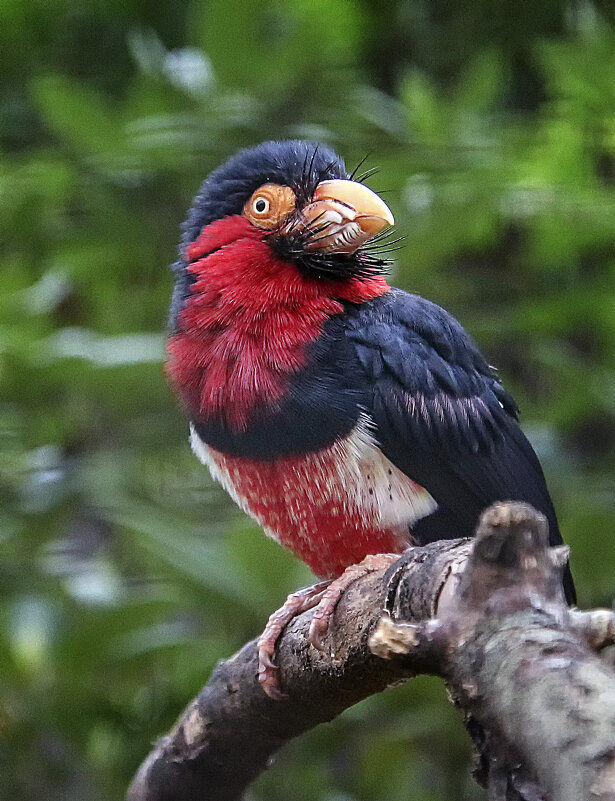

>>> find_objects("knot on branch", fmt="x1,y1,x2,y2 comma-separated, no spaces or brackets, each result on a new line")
459,501,570,616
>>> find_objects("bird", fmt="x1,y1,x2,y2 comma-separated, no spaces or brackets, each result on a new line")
166,140,575,697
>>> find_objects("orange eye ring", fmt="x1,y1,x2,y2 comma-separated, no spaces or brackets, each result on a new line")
242,184,296,229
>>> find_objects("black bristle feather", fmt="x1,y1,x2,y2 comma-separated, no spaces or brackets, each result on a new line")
355,166,380,184
268,211,392,282
349,153,372,181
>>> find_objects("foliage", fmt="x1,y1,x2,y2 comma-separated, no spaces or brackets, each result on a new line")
2,1,615,799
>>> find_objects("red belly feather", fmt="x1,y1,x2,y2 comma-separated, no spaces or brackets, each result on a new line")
192,422,436,580
208,450,409,579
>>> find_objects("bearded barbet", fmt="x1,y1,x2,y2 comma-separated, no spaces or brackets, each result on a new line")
166,140,574,697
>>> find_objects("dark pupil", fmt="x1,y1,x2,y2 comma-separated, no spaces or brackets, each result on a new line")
255,199,267,213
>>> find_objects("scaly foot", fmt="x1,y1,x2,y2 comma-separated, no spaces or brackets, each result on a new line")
257,580,331,699
257,553,401,698
308,553,400,652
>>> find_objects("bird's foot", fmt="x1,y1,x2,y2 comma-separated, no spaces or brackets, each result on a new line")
257,553,401,698
308,553,400,652
257,580,331,699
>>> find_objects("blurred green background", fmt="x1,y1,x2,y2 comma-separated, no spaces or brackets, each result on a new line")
2,1,615,799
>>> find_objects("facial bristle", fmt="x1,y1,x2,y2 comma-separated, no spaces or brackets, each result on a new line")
269,215,392,282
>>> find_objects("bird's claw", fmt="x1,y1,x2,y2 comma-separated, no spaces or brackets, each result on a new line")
256,558,398,697
258,642,289,699
308,610,330,653
258,648,278,671
308,553,401,655
256,580,332,699
258,663,287,700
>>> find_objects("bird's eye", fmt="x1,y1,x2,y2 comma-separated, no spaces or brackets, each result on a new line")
253,197,269,215
242,183,297,230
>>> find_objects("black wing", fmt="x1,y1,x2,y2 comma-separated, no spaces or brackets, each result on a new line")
345,289,575,603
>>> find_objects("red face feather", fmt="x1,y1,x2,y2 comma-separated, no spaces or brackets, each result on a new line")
166,215,389,431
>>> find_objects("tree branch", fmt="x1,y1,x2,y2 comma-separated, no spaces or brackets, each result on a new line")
127,503,615,801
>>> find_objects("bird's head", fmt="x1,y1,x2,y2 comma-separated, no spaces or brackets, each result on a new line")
169,140,394,330
167,141,395,432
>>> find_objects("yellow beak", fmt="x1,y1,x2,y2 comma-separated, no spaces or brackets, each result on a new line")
300,179,394,254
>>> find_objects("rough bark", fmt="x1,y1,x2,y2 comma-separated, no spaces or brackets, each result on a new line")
127,503,615,801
